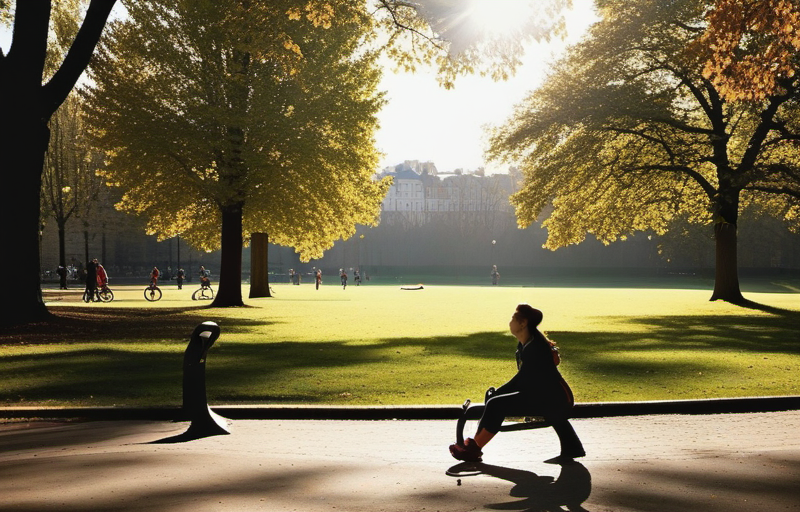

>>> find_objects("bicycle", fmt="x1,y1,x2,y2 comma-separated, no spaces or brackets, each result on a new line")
192,283,215,300
144,282,163,301
82,284,114,303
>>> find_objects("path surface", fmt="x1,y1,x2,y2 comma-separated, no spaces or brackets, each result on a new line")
1,412,798,511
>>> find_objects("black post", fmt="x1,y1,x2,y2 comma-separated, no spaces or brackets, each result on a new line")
182,321,229,437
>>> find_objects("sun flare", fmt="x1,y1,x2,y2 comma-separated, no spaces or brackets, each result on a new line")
467,0,535,36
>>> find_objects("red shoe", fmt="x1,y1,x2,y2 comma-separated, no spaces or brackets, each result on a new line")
449,438,483,462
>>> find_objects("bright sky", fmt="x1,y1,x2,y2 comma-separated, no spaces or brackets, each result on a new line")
377,0,599,174
1,0,598,175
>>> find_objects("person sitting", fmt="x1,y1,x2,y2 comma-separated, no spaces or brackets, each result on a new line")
449,304,585,462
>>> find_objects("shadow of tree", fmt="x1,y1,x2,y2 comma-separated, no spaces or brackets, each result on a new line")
0,306,271,345
2,305,799,405
595,452,800,512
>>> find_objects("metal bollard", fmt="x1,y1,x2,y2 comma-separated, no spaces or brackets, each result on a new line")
181,321,229,437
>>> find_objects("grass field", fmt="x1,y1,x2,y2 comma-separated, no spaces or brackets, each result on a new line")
1,280,799,407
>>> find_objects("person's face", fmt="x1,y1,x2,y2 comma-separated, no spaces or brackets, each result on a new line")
509,311,528,338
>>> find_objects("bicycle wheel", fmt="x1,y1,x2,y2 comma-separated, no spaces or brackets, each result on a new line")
144,286,162,301
82,290,91,303
192,288,200,300
98,288,114,302
204,287,215,299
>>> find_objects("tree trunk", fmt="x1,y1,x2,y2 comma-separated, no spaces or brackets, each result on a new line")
710,221,744,303
58,220,68,289
211,203,245,307
0,0,116,326
249,232,272,298
709,188,745,303
0,120,51,325
83,223,90,265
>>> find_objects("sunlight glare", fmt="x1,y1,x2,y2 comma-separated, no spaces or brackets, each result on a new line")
468,0,534,36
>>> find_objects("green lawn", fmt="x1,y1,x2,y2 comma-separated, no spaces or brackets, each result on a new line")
1,281,799,407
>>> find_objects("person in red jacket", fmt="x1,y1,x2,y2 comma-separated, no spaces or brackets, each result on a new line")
95,260,108,289
449,304,585,462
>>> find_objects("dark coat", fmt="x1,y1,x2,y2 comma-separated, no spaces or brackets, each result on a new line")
85,261,98,290
494,332,574,417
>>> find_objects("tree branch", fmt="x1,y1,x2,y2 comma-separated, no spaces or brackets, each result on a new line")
745,185,800,200
6,1,50,89
42,0,117,119
739,78,797,174
637,163,718,201
373,0,446,51
643,116,715,135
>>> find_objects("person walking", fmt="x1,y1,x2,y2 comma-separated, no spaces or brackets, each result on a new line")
491,265,500,285
57,265,68,289
449,304,585,463
96,259,108,290
340,268,348,289
84,259,98,301
199,266,211,289
315,269,322,290
176,268,185,289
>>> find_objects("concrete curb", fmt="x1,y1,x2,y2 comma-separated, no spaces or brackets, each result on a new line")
1,395,799,422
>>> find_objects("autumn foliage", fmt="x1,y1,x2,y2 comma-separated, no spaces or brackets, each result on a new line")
695,0,800,101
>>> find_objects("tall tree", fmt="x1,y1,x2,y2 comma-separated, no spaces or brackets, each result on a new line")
1,0,573,322
0,0,117,325
488,0,800,303
82,1,392,306
41,94,103,287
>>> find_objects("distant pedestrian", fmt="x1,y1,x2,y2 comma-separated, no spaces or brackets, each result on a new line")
199,266,211,289
150,266,160,286
85,259,98,301
491,265,500,285
96,260,108,289
176,268,185,289
57,265,68,289
340,268,348,289
354,268,361,286
315,269,322,290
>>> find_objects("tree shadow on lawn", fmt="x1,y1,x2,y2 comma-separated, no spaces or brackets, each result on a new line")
2,309,799,405
571,311,800,355
0,306,270,345
737,298,800,315
549,311,800,398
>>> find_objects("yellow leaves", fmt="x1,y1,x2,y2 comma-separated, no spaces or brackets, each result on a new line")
283,39,303,56
306,2,334,29
691,0,800,102
287,2,333,28
286,7,302,21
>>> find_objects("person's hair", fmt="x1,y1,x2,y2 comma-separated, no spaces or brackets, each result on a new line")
515,304,556,347
515,304,542,329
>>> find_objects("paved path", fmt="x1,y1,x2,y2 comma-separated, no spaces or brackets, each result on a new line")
1,412,799,511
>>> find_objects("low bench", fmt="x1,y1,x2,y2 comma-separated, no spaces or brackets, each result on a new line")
455,391,551,445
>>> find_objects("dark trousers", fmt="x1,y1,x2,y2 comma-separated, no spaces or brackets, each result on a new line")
478,390,584,456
